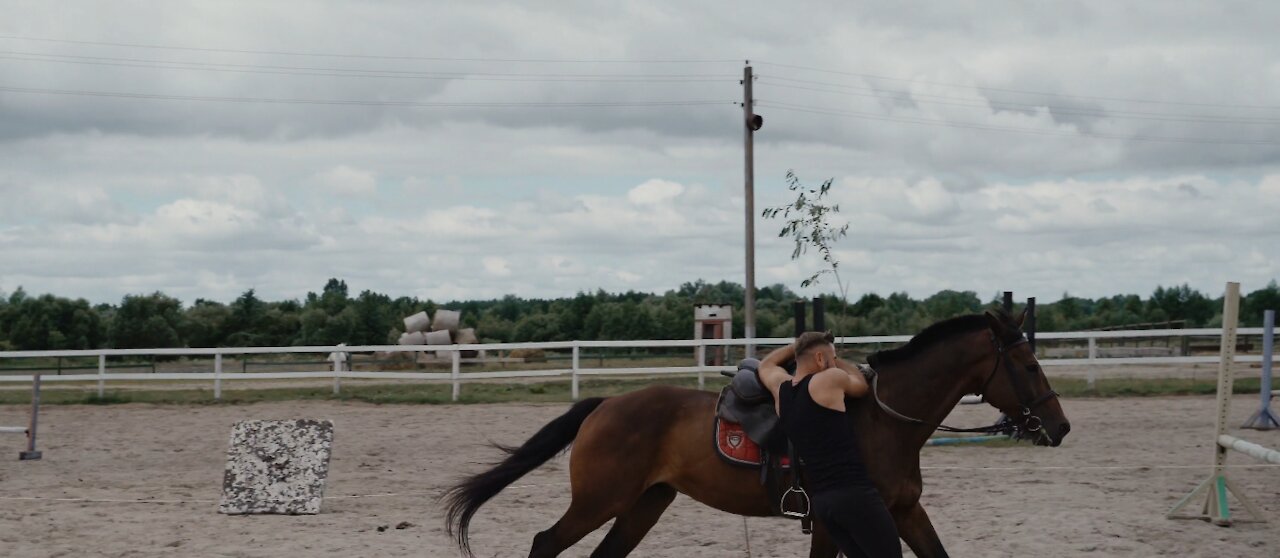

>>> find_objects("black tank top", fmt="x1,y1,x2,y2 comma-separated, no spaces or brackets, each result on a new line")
778,374,869,492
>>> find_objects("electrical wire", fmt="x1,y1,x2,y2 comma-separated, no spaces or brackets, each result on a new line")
0,50,737,82
0,85,735,109
0,35,740,64
757,76,1280,125
754,60,1280,111
754,100,1280,146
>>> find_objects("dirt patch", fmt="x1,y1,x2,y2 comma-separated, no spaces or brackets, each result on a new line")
0,395,1277,556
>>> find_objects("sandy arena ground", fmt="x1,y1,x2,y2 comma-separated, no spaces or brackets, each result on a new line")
1,393,1279,557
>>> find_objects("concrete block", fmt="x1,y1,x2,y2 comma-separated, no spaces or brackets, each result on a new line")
218,419,334,515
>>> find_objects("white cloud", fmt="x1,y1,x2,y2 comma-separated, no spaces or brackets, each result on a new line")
1261,175,1280,198
482,256,512,277
314,165,377,195
2,2,1280,305
627,179,685,205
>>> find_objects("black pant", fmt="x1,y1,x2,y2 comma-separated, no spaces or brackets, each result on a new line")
811,484,902,558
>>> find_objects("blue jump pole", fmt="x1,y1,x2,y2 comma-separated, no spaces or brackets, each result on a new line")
925,435,1008,446
1243,309,1279,430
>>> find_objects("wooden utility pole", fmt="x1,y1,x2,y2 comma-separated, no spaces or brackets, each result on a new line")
743,64,760,356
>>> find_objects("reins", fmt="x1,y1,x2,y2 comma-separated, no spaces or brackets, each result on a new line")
862,331,1059,438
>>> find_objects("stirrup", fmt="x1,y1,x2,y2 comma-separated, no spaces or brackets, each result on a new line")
780,486,810,519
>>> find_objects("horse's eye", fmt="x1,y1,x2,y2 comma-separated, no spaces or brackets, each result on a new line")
1025,364,1041,375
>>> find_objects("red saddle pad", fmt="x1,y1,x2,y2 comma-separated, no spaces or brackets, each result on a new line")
714,417,790,468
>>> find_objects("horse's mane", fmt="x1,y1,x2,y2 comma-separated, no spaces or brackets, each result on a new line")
866,313,992,368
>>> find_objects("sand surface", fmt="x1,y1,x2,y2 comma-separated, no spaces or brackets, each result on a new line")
1,394,1279,557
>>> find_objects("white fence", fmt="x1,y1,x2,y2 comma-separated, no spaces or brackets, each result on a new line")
0,328,1274,401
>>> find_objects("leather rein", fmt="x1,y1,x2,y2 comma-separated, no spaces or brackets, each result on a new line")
862,332,1060,440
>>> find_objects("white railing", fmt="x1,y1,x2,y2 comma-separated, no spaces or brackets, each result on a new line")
0,328,1272,401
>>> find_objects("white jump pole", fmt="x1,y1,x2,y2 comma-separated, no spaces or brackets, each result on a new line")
1168,282,1266,526
1217,434,1280,464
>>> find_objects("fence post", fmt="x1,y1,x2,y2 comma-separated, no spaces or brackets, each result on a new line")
332,350,342,396
1087,336,1097,390
1026,297,1037,353
97,354,105,397
571,344,580,401
697,341,706,391
451,349,461,402
214,352,223,401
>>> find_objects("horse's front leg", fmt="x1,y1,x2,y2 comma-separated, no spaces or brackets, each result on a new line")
807,520,839,558
893,502,948,558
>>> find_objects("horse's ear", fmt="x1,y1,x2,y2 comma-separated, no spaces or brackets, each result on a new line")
1014,308,1027,329
984,310,1006,334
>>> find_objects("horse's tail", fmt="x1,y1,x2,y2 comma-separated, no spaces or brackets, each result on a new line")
442,397,608,556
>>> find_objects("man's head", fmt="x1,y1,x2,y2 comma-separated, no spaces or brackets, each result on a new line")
793,330,836,373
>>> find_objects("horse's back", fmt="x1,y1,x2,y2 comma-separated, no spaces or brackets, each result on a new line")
578,385,716,441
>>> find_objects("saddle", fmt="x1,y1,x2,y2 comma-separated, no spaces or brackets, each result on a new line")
714,358,811,533
715,358,787,454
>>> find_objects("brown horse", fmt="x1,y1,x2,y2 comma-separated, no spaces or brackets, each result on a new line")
444,310,1070,557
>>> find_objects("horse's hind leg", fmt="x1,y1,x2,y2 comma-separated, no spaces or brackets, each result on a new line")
588,484,677,558
528,479,649,558
528,497,620,558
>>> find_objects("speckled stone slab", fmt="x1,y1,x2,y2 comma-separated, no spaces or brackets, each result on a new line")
218,419,334,515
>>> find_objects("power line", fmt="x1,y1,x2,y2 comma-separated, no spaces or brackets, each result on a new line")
0,35,740,64
754,60,1280,112
0,85,735,108
757,76,1280,125
0,50,737,82
755,100,1280,146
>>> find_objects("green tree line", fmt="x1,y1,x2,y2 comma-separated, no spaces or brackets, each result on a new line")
1,278,1277,351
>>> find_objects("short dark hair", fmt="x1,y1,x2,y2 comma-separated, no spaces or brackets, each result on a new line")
794,331,835,357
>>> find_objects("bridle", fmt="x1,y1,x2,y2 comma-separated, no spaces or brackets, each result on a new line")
865,329,1060,442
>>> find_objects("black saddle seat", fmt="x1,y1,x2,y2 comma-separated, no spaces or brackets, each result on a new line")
715,358,786,454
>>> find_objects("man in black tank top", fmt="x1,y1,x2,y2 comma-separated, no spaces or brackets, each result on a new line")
757,331,903,558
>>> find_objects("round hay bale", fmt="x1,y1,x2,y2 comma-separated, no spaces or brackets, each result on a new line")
432,309,461,333
398,331,427,345
425,330,452,345
455,328,479,345
509,348,546,362
402,311,431,333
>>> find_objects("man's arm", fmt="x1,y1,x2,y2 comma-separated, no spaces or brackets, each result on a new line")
757,344,795,402
832,355,870,398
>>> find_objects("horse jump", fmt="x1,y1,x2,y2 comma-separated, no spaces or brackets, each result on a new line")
1,373,42,461
1241,309,1279,429
1168,282,1277,526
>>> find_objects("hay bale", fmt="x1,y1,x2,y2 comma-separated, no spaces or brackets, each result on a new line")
432,309,461,333
455,328,478,345
425,330,452,345
510,348,546,362
402,311,431,333
398,331,427,345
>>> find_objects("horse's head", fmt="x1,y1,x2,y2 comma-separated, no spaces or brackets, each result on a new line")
977,309,1071,447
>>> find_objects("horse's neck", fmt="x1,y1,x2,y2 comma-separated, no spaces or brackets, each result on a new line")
872,338,982,448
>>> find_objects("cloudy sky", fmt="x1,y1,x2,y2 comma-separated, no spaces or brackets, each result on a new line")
2,1,1278,306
